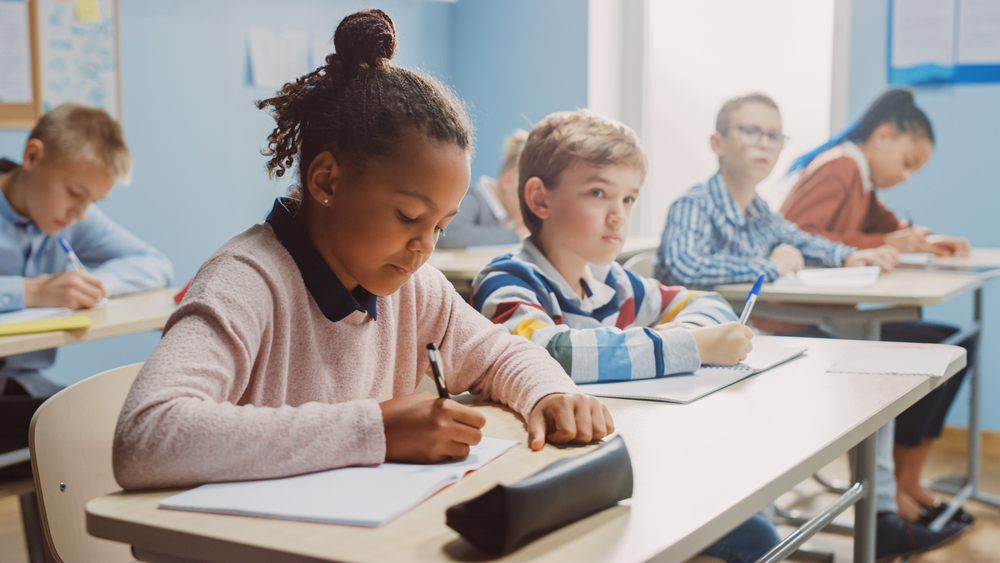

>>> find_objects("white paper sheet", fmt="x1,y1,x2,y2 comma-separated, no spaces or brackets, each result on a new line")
772,266,880,289
828,347,953,377
957,0,1000,65
160,437,519,527
891,0,956,68
0,0,35,104
0,307,73,324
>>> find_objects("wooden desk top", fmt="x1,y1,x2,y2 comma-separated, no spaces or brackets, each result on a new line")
0,288,177,358
86,337,965,563
714,270,982,306
430,235,660,282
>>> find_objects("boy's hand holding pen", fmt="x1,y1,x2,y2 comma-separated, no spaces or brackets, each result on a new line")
22,237,107,309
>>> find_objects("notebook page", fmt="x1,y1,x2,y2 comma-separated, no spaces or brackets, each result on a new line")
160,437,519,527
827,347,952,376
0,307,72,324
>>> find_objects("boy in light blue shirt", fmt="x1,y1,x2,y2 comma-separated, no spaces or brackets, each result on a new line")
0,103,173,398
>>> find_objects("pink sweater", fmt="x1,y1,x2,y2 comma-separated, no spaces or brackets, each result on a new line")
113,223,579,490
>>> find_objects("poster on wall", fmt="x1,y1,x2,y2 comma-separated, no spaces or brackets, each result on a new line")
889,0,1000,85
39,0,121,118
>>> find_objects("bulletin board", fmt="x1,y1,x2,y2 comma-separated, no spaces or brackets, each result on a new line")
0,0,121,130
888,0,1000,86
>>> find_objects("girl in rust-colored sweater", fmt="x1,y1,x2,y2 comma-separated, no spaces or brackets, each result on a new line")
782,89,973,526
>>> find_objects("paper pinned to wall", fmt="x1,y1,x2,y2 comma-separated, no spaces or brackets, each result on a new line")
0,0,35,104
891,0,956,70
957,0,1000,65
248,28,309,89
75,0,101,23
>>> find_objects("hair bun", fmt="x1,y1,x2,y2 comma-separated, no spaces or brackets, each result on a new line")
333,9,397,69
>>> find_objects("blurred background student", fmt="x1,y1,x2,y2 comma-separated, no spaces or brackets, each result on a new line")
437,129,528,248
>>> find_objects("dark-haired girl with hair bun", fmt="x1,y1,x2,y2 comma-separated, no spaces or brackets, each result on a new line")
780,89,975,547
782,88,969,256
112,9,612,491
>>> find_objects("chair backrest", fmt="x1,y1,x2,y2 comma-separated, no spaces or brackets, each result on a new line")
622,250,656,279
29,363,143,563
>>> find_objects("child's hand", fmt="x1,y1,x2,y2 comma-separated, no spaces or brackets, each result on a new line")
769,244,804,276
23,271,107,309
690,322,753,366
379,393,486,463
885,226,934,253
844,246,899,272
527,394,614,452
926,234,970,257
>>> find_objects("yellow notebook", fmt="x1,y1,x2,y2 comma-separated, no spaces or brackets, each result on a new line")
0,315,92,336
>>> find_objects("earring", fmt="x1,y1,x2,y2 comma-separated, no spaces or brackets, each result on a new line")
323,199,329,204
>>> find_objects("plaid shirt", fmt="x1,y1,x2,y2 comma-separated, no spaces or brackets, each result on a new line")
471,237,736,383
655,172,855,288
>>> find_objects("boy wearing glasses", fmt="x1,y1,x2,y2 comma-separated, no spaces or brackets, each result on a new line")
654,93,895,288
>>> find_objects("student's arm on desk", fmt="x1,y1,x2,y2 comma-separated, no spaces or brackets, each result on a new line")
422,268,609,451
66,204,174,297
772,211,855,267
113,265,384,490
661,198,780,286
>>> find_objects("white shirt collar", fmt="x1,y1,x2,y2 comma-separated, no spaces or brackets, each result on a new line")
475,175,509,224
518,236,618,310
840,141,874,193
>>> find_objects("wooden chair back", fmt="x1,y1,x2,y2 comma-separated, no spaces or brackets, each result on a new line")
29,363,143,563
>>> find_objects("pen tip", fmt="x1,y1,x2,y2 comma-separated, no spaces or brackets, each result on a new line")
426,343,435,350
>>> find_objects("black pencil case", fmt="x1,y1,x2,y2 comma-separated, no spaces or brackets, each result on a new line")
445,435,633,555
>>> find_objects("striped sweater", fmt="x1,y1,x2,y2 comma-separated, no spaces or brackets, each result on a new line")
471,237,737,383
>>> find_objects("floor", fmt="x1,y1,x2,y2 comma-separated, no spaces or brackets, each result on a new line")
1,446,998,563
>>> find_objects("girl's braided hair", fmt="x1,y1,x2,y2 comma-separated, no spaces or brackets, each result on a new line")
256,9,474,195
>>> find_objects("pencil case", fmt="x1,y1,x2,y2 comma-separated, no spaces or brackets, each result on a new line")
445,435,633,555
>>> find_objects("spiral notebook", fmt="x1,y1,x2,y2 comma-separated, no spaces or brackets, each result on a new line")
578,345,807,404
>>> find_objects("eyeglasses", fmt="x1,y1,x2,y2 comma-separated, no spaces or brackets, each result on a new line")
721,125,789,149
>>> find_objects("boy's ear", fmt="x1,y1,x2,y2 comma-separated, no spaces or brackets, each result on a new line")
523,177,551,220
21,139,45,171
709,132,725,159
305,151,339,206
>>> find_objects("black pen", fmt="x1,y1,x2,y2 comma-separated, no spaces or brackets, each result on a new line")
426,343,449,399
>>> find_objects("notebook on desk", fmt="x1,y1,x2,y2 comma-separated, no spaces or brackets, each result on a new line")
159,437,519,528
578,345,807,404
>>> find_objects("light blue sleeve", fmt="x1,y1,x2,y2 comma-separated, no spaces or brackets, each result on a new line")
0,275,25,312
771,210,855,267
65,204,174,297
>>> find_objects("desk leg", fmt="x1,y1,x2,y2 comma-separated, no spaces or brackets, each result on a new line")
852,433,878,563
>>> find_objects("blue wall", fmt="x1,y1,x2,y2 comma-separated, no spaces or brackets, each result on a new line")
1,0,456,386
451,0,588,181
0,0,590,388
848,0,1000,431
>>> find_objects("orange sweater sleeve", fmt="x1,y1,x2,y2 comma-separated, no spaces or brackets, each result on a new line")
781,158,889,249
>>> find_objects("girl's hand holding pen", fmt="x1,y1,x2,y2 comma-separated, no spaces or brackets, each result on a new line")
379,393,486,463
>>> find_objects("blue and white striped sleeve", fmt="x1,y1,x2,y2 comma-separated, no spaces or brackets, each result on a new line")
771,212,855,267
662,198,781,287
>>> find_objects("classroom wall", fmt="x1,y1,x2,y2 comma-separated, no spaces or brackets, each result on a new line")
0,0,590,388
450,0,589,182
848,0,1000,431
0,0,456,386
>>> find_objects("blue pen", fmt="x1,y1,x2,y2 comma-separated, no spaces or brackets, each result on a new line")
58,236,108,304
738,274,765,325
58,236,87,272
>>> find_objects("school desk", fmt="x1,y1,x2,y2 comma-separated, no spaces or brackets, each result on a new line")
0,288,177,358
715,264,995,528
86,337,965,563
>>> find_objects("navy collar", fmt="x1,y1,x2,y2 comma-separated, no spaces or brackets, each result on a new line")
266,197,378,322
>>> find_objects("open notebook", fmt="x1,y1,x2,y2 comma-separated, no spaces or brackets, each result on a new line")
578,344,807,404
159,437,519,527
